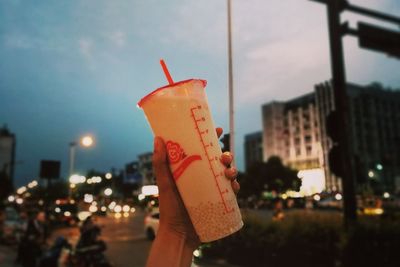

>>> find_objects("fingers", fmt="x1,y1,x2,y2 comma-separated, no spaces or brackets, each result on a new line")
216,127,223,138
220,151,239,194
220,152,233,166
231,180,240,194
153,137,174,193
224,166,238,181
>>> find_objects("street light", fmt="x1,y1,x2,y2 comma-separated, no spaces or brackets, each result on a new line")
69,135,94,176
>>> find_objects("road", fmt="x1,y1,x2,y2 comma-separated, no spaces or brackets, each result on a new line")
52,209,236,267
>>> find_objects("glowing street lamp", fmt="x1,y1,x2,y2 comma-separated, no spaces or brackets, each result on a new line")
69,134,95,176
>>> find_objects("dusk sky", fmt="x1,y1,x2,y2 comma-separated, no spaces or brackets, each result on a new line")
1,0,399,187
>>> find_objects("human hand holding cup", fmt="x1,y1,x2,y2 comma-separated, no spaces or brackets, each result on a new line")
138,60,243,242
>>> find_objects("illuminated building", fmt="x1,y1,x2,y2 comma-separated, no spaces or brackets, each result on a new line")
262,93,324,195
316,81,400,193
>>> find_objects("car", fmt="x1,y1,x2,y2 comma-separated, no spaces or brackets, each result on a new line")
315,196,343,210
144,211,159,240
2,207,24,244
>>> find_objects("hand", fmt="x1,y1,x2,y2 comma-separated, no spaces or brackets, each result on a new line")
152,127,239,247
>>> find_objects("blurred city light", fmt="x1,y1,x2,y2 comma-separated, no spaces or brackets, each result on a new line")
38,200,44,206
335,193,343,201
123,212,129,218
69,174,86,184
64,211,71,217
108,201,116,210
8,195,15,202
28,180,38,188
55,207,61,213
104,188,113,196
89,205,98,213
297,169,325,196
16,198,23,204
114,213,122,219
17,186,27,195
78,211,92,221
70,184,76,189
193,249,201,257
84,194,94,203
376,164,383,170
123,205,130,212
114,205,122,213
91,176,102,183
368,171,375,178
81,135,94,147
130,208,136,213
313,194,321,201
141,185,159,196
383,192,390,198
138,194,145,201
101,206,107,212
105,173,112,179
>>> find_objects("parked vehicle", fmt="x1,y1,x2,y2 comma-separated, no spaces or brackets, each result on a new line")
144,211,159,240
2,206,24,244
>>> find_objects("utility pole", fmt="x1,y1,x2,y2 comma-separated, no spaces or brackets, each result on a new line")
227,0,235,160
311,0,400,228
326,0,357,227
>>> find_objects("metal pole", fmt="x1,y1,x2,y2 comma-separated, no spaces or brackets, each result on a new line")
326,0,357,227
227,0,235,161
69,142,76,177
347,3,400,25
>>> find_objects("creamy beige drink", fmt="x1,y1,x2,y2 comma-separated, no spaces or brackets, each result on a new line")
138,79,243,242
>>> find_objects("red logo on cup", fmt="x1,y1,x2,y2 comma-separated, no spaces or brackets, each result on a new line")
166,141,187,164
165,140,201,181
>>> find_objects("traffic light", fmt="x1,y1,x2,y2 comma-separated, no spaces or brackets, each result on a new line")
358,22,400,59
220,133,230,153
326,110,340,144
328,145,344,177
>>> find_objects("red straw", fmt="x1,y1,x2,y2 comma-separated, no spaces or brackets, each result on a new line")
160,59,174,85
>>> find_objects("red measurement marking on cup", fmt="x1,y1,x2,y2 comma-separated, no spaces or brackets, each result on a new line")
190,105,234,214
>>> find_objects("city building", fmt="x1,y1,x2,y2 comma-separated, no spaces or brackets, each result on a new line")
262,94,325,195
138,152,154,185
316,81,400,193
244,131,263,171
0,124,16,184
124,161,142,185
261,81,400,194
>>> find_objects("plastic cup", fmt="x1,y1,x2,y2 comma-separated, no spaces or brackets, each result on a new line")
138,78,243,242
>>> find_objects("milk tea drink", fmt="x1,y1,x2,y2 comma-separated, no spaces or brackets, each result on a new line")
138,79,243,242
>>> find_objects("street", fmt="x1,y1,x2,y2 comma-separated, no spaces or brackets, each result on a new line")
50,209,236,267
1,207,342,267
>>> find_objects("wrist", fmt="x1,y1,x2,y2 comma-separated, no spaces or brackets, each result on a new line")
158,225,201,250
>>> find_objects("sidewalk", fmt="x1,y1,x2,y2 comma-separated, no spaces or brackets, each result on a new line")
0,244,17,267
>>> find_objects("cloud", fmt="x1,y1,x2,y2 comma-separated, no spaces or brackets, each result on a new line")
78,37,93,59
108,30,126,47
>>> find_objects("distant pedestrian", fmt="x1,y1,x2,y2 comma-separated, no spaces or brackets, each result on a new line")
272,199,285,221
17,210,46,267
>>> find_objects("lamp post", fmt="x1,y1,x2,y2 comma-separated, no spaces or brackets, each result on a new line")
69,135,94,177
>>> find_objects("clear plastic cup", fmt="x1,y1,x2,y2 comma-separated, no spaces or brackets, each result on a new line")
138,79,243,242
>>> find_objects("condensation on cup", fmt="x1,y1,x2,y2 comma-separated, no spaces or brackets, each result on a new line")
137,62,243,242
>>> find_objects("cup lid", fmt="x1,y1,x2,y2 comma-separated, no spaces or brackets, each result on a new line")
137,79,207,108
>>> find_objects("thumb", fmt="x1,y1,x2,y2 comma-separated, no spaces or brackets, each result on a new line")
152,137,175,193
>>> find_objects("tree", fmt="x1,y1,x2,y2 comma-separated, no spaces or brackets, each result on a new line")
240,156,301,199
